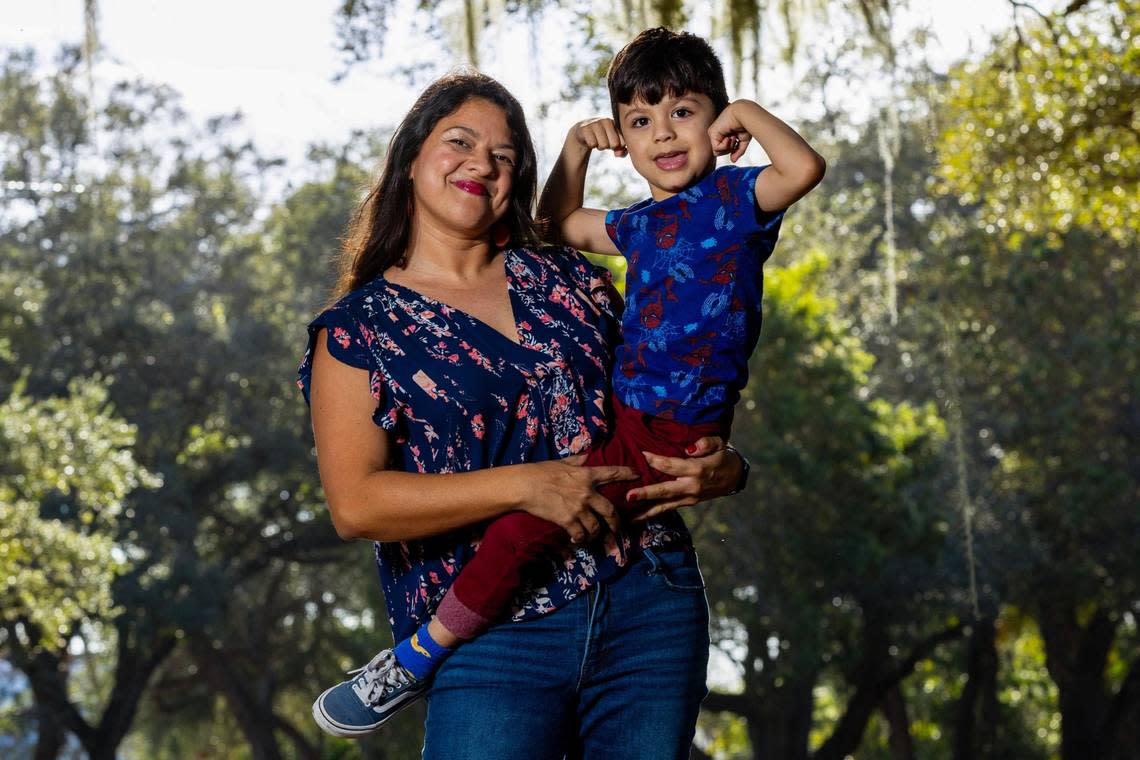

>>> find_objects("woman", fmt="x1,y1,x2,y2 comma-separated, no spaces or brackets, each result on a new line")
298,72,745,759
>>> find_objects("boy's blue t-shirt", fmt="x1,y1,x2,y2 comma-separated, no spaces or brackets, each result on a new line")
604,164,784,425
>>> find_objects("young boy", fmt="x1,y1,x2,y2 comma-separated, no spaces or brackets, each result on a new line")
312,27,825,737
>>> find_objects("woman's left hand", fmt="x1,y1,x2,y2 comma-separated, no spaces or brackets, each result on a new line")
624,437,744,522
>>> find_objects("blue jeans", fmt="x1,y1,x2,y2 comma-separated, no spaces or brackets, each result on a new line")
422,548,711,759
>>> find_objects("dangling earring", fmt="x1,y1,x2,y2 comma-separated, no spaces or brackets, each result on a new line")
492,222,511,248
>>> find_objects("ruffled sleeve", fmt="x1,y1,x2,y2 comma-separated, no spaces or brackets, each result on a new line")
296,300,401,431
548,246,623,323
584,259,623,321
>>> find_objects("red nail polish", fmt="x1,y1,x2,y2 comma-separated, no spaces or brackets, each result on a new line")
685,444,697,455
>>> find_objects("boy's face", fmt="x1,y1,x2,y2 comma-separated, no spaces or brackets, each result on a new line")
616,91,719,202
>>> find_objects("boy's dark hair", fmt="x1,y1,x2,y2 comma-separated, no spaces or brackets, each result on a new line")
606,28,729,129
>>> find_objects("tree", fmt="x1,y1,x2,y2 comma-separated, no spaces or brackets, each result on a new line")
0,377,158,760
331,0,914,103
936,0,1138,248
923,4,1140,755
693,253,954,759
913,220,1140,759
20,0,1136,755
0,47,359,759
0,378,157,643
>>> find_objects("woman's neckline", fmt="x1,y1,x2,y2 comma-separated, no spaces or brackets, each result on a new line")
378,248,528,349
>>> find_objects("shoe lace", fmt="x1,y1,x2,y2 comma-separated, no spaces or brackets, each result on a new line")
347,650,412,706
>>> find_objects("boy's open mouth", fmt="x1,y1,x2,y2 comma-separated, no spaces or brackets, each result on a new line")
654,151,688,171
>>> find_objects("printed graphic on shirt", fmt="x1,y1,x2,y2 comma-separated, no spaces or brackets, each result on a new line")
605,165,785,425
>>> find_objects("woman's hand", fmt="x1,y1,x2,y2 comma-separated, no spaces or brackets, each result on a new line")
624,437,744,522
519,456,637,543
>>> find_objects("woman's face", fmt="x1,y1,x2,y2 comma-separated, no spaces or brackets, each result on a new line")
409,97,518,238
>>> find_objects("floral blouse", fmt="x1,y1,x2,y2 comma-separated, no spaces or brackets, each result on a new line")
297,247,691,641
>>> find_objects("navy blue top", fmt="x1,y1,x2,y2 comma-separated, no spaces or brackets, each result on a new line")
605,165,784,425
298,247,692,640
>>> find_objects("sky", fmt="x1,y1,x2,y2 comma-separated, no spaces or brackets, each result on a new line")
1,0,1036,179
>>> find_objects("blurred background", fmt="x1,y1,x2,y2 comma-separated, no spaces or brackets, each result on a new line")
0,1,1135,758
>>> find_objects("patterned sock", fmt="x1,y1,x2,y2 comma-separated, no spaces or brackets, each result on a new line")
392,623,454,681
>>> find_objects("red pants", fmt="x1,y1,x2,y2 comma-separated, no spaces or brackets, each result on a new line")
434,399,729,639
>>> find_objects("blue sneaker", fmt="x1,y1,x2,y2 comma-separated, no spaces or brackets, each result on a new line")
312,649,428,737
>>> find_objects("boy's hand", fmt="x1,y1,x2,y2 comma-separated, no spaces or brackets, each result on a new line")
708,101,754,163
570,117,627,158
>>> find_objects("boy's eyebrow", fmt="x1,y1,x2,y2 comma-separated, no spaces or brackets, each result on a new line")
620,93,700,116
442,124,516,151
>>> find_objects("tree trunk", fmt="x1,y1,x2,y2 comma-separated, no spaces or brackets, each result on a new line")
787,678,816,760
702,683,814,760
32,702,64,760
881,684,915,760
18,640,97,756
1038,603,1116,760
748,711,795,760
87,624,178,759
275,714,321,760
1102,655,1140,760
745,683,814,760
10,617,178,760
953,616,999,760
813,672,883,760
188,635,285,760
814,622,964,760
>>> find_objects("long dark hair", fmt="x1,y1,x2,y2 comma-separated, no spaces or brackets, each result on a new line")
332,71,539,300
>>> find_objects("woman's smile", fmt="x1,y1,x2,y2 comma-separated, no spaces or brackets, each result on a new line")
454,179,490,196
409,97,517,234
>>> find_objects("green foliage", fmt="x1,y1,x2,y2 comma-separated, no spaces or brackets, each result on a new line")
912,7,1140,756
698,709,753,759
0,377,157,647
995,610,1061,756
696,252,951,755
926,31,1139,607
936,0,1139,247
0,46,380,758
971,233,1134,591
736,252,945,544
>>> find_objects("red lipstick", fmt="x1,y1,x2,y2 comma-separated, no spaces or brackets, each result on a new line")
455,180,489,196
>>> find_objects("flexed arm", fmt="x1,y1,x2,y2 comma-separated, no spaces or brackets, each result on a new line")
707,100,827,212
538,118,625,256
